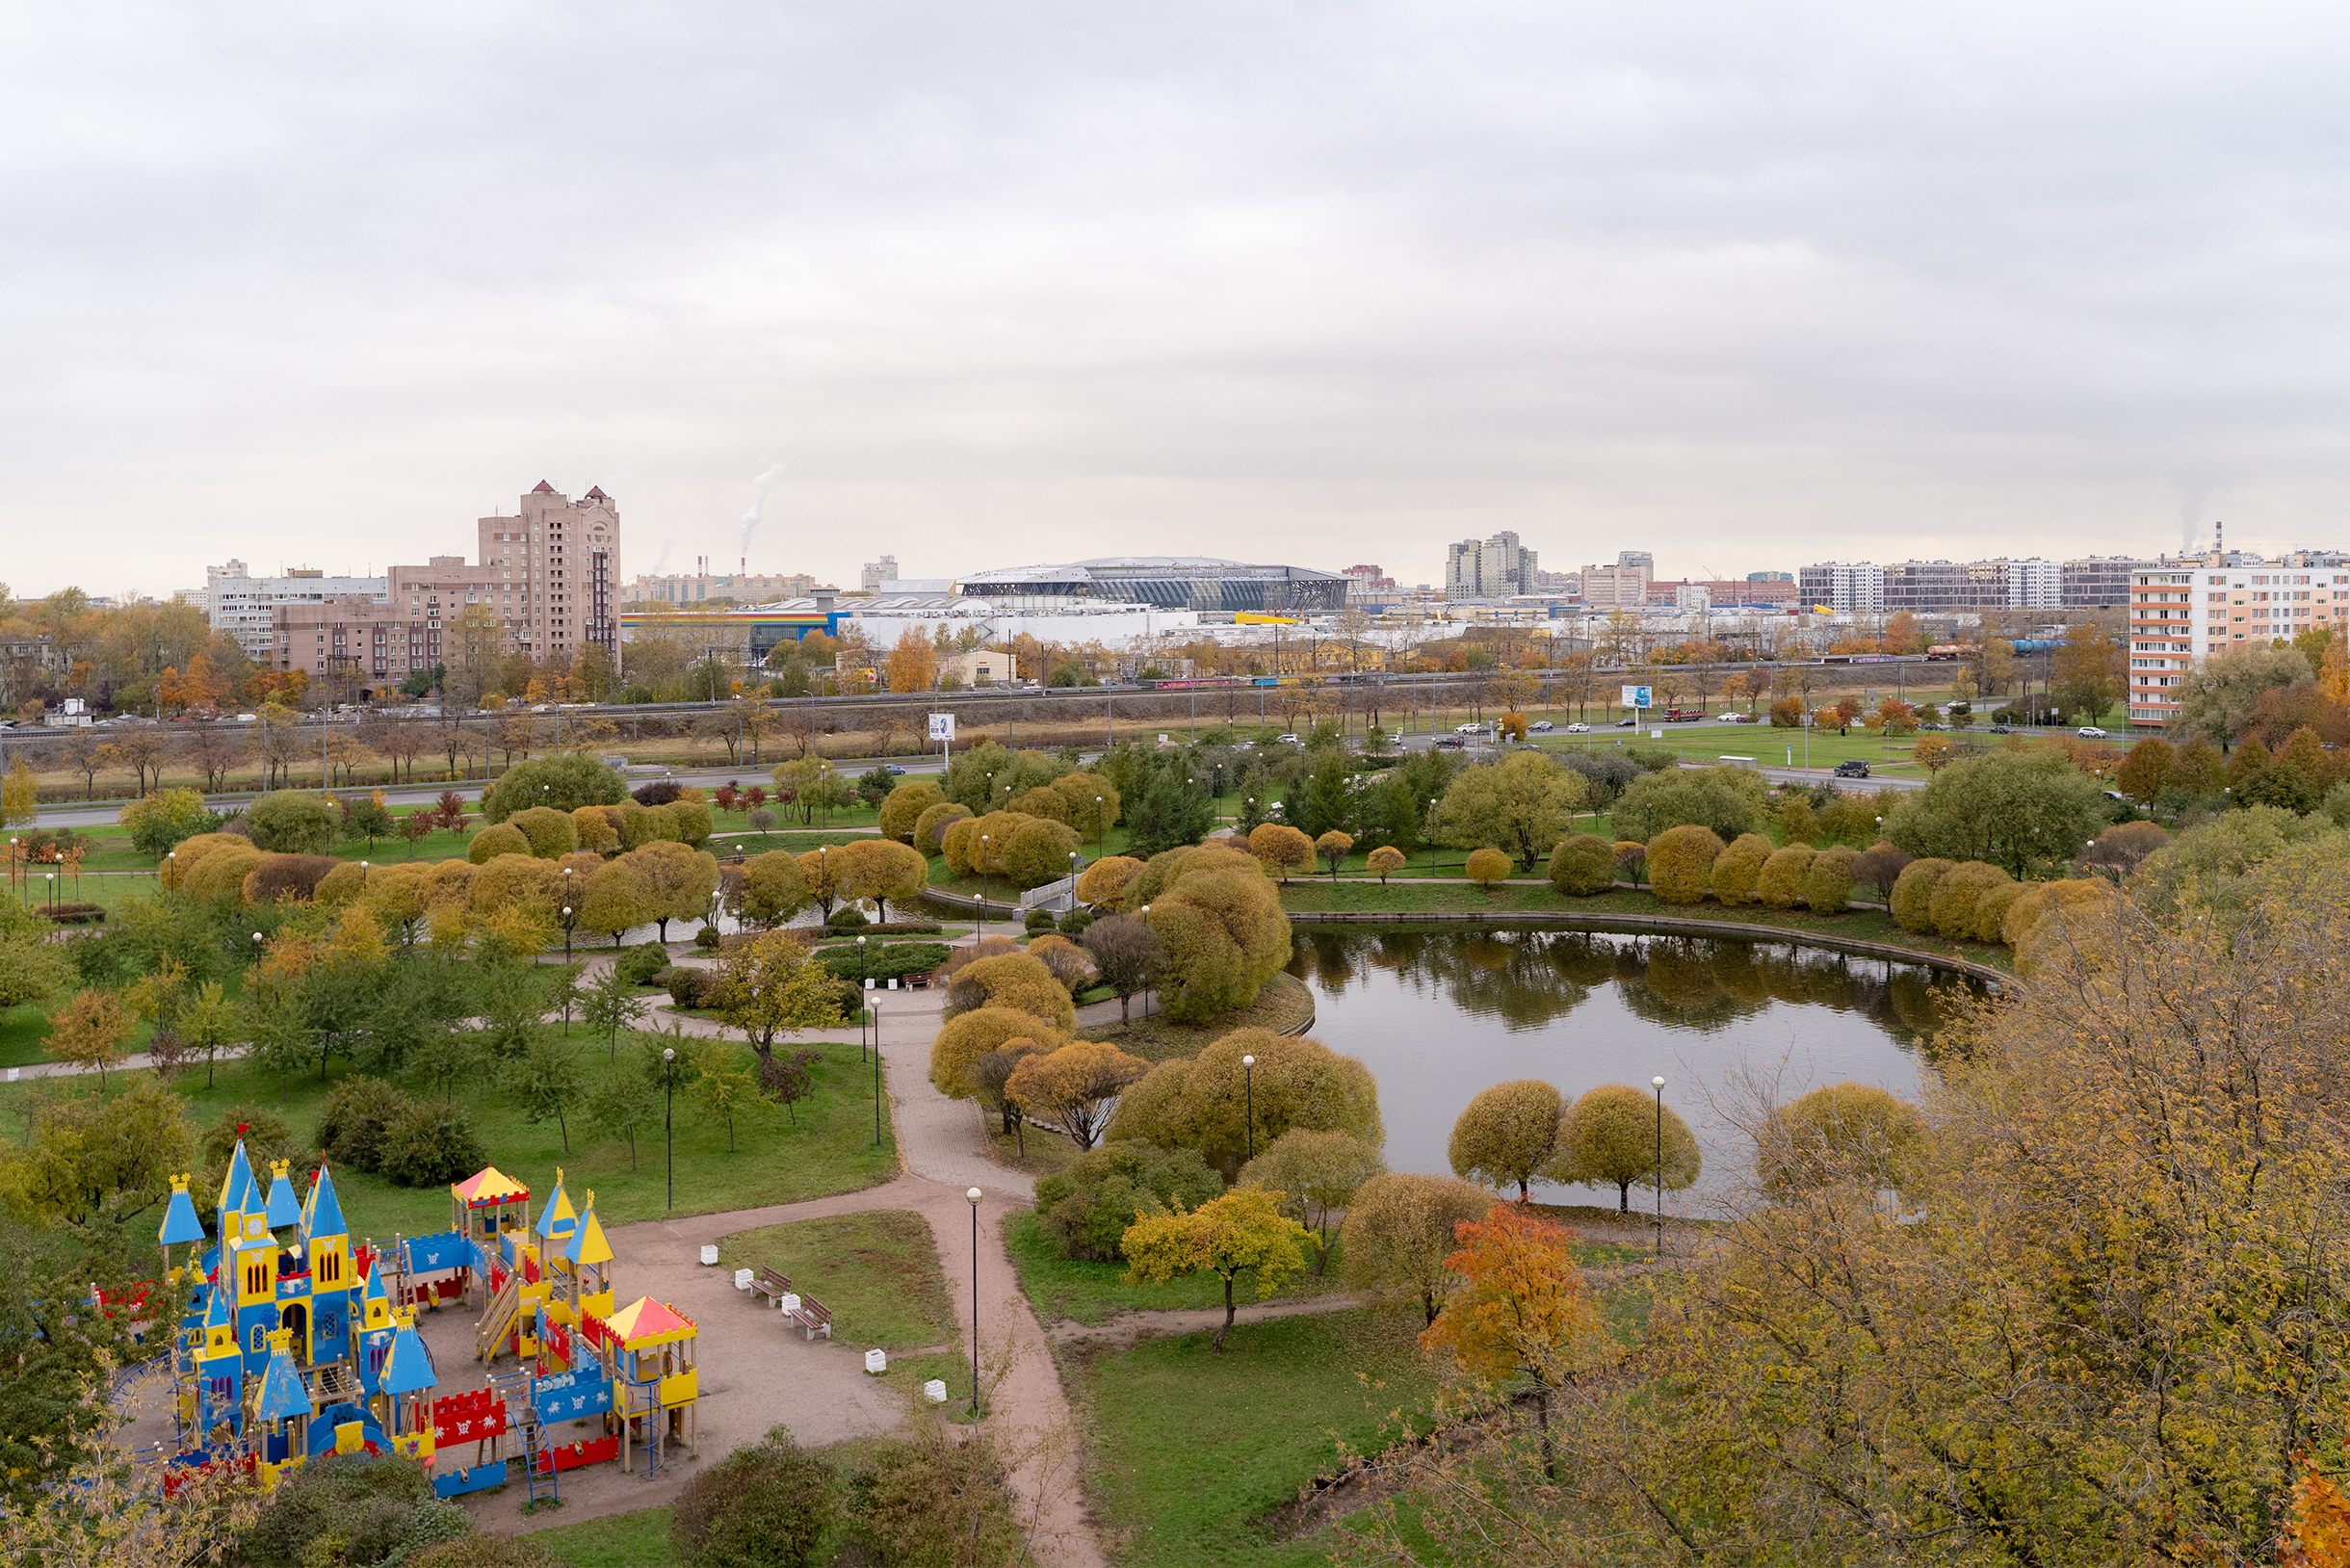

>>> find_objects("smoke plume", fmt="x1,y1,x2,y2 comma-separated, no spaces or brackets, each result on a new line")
741,461,783,562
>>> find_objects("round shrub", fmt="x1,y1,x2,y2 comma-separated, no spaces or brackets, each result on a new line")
1758,1082,1922,1194
1025,908,1057,934
1057,907,1095,936
1647,825,1726,905
946,953,1077,1030
184,844,265,905
929,1006,1070,1099
480,755,628,821
1464,848,1510,888
507,805,578,860
632,779,685,806
237,1452,464,1568
1756,844,1815,909
246,792,340,854
378,1102,488,1188
1972,878,2029,943
121,788,218,859
407,1537,567,1568
1548,833,1616,896
316,1077,411,1174
826,905,870,930
670,1428,839,1568
571,804,622,853
1928,860,2012,940
468,823,530,864
615,942,671,985
913,800,973,856
1366,845,1407,883
1033,1140,1222,1262
243,853,340,905
2001,876,2112,948
1888,858,1956,933
1802,846,1857,913
1002,817,1083,888
668,797,715,847
878,780,945,843
1708,833,1775,906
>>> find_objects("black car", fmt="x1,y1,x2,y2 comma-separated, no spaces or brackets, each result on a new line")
1434,736,1466,749
1614,717,1638,727
1988,724,2012,735
1834,760,1871,778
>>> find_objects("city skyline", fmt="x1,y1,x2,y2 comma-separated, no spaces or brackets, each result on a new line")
13,9,2350,597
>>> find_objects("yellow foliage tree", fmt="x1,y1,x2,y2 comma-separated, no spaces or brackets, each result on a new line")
1421,1202,1604,1478
1121,1187,1313,1349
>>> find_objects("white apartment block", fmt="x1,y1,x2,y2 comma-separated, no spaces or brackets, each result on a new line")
2128,558,2350,727
2007,557,2064,610
1796,562,1886,614
203,561,387,661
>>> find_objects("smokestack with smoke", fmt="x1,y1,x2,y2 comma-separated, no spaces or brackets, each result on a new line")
741,461,783,565
2179,480,2208,556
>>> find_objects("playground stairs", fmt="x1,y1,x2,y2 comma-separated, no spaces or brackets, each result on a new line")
475,1269,524,1362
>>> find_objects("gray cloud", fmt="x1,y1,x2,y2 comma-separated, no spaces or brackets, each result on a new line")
6,3,2350,595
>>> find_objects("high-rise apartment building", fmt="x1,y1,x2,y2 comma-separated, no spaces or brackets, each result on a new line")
1446,532,1540,598
203,561,387,662
2128,555,2350,727
2063,556,2156,611
860,555,901,591
266,482,619,691
1802,558,2059,614
1616,549,1655,576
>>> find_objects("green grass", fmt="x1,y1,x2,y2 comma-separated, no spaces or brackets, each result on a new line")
0,1032,897,1241
716,1210,973,1418
1074,1307,1447,1568
1006,1209,1345,1325
525,1504,677,1566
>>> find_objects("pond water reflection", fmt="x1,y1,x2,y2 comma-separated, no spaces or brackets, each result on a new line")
1286,927,1989,1209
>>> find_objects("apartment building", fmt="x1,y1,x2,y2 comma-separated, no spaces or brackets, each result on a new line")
1579,560,1651,607
860,556,900,590
1447,532,1541,598
2063,556,2154,611
1796,562,1886,614
203,561,387,662
267,482,620,692
2127,555,2350,727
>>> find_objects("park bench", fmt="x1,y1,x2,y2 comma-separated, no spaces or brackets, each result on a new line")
785,1293,833,1342
751,1267,792,1306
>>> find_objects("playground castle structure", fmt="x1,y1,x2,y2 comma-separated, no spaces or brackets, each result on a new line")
153,1142,699,1500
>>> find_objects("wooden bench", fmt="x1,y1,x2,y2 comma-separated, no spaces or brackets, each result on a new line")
751,1267,792,1305
785,1293,833,1342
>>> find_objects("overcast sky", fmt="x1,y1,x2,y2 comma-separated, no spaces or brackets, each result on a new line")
9,3,2350,599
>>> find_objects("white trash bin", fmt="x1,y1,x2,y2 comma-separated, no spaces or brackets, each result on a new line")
865,1348,888,1375
923,1379,949,1403
733,1268,753,1292
779,1294,800,1314
700,1244,719,1267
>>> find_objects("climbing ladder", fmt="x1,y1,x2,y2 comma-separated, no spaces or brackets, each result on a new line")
622,1372,666,1478
488,1367,558,1505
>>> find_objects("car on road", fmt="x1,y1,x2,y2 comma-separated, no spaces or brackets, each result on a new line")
1563,722,1589,733
1530,719,1554,731
1918,720,1946,730
1275,733,1302,745
1434,736,1466,748
1988,724,2013,735
1834,760,1872,778
1614,718,1638,727
1454,722,1485,734
2076,726,2109,739
882,764,906,774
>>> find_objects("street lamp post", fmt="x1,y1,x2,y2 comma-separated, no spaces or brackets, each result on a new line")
874,1029,883,1147
857,935,869,1061
1138,904,1151,1018
1067,849,1080,914
561,905,575,964
1094,794,1104,846
1652,1075,1666,1260
979,833,991,937
664,1048,678,1211
966,1187,983,1416
1242,1055,1256,1161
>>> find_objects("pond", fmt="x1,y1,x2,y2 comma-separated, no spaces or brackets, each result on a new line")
1285,926,1992,1211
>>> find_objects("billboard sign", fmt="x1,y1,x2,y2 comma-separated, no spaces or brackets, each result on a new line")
1621,685,1653,710
927,713,955,743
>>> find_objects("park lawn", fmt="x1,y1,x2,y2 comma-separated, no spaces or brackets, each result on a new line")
1073,1306,1446,1568
1088,972,1319,1063
1006,1209,1347,1325
528,1504,676,1567
716,1211,975,1420
0,1032,896,1241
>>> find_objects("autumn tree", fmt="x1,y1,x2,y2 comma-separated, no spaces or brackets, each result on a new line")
884,625,938,693
1430,751,1589,871
47,989,138,1091
1107,1028,1381,1175
1448,1079,1563,1200
1078,913,1162,1021
1121,1187,1313,1349
717,931,846,1068
1246,823,1314,882
830,838,927,923
1239,1128,1384,1273
1548,1082,1700,1214
1421,1202,1605,1479
1004,1039,1150,1150
1339,1171,1493,1326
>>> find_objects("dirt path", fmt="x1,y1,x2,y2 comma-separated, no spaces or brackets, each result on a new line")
1046,1293,1358,1353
